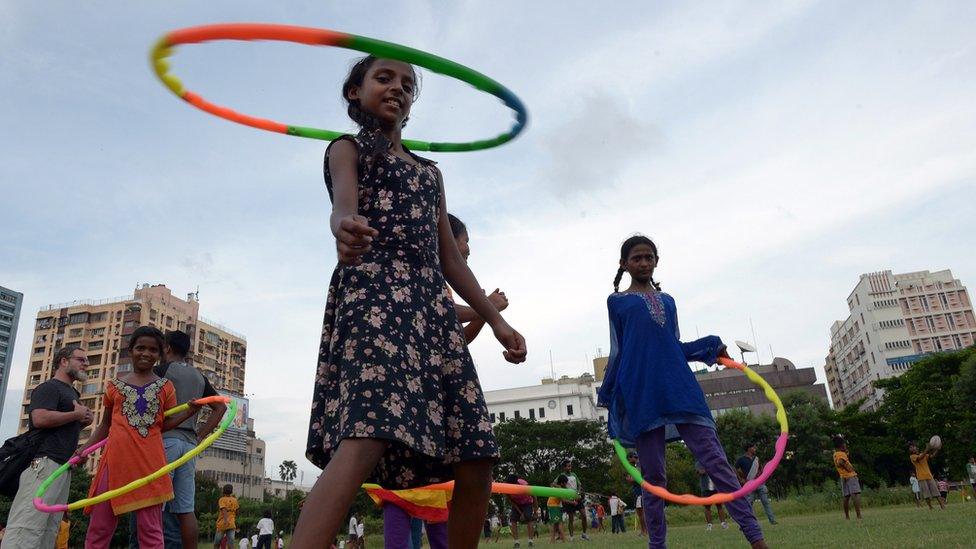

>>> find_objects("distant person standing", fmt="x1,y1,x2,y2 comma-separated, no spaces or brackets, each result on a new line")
696,460,728,531
504,474,536,547
2,346,91,549
909,473,921,507
556,460,590,541
831,436,862,521
214,485,240,548
736,443,777,524
909,441,946,510
966,456,976,500
608,492,626,534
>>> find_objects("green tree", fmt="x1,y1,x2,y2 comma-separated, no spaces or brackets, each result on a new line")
493,418,613,496
875,348,976,479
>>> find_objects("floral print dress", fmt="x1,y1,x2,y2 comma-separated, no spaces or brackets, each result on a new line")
306,128,498,488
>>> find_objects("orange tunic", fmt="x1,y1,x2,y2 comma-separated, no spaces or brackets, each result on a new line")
86,378,176,515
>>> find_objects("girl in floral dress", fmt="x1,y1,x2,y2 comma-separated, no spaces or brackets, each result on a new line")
597,235,766,549
294,56,527,548
79,326,199,548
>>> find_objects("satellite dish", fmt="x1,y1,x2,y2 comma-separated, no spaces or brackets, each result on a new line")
735,340,756,353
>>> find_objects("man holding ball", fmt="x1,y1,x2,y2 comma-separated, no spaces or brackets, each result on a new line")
909,438,946,510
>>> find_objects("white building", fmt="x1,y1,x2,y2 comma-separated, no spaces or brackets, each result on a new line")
483,373,607,425
824,269,975,410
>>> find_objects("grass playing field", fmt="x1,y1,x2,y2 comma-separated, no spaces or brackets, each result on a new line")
464,503,974,548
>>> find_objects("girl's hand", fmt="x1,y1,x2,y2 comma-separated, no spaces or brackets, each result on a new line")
335,214,379,266
492,321,527,364
487,289,509,312
717,346,732,361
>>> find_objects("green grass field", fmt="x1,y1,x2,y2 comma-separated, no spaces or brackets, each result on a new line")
458,504,974,548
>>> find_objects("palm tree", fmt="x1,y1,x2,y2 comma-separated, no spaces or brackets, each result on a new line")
280,459,298,487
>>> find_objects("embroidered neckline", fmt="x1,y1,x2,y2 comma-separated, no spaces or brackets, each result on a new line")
111,377,166,438
616,290,667,327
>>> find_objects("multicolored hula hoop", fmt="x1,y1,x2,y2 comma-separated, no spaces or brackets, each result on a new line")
34,396,235,513
150,23,528,152
614,357,789,505
363,481,577,500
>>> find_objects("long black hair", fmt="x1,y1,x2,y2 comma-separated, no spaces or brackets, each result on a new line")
447,213,467,239
342,55,419,130
613,234,661,292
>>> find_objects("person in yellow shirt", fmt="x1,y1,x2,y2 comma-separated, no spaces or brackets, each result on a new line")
909,442,946,510
55,516,70,549
214,484,240,548
548,475,568,543
832,436,862,520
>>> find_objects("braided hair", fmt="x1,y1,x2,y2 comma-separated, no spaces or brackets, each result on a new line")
613,235,661,292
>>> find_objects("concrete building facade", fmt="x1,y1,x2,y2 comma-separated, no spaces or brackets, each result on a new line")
0,286,24,424
486,354,825,426
19,284,253,478
824,269,975,410
696,357,828,416
483,373,606,425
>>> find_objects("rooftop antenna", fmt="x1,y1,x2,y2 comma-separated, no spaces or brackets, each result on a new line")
735,340,757,365
749,317,760,364
549,349,556,380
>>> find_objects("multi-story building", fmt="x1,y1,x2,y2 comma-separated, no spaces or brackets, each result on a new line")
483,373,606,425
0,286,25,424
196,399,269,500
19,284,250,476
824,269,975,410
696,357,828,416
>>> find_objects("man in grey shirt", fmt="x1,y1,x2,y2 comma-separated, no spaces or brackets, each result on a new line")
152,330,227,548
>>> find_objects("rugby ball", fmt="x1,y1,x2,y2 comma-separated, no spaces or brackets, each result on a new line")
928,435,942,450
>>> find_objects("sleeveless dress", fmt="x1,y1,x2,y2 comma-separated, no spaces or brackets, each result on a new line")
306,128,498,488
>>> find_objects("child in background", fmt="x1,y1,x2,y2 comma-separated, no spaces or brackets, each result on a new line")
296,54,527,548
695,460,728,531
489,514,501,542
277,531,286,548
355,515,365,547
447,214,509,343
909,441,946,510
832,436,862,520
597,235,767,549
256,510,275,549
79,326,199,548
214,484,240,548
548,476,568,543
910,473,921,507
937,477,949,501
239,535,250,549
55,515,70,549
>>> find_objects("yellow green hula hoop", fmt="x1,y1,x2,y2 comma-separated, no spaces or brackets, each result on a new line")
34,397,236,513
612,357,788,505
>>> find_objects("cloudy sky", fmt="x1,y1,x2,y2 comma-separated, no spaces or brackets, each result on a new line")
3,1,975,484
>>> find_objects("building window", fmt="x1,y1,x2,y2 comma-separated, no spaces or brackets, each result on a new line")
567,405,574,416
528,408,535,420
538,407,545,418
499,412,505,422
34,346,45,355
490,413,496,423
88,354,102,365
514,410,520,419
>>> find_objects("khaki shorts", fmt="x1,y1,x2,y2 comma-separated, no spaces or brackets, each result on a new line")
918,478,940,499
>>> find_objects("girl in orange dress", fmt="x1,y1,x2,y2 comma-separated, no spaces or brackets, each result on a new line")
78,326,199,549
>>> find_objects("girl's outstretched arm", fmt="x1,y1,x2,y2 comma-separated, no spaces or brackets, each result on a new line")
435,172,526,363
329,140,378,266
75,405,112,464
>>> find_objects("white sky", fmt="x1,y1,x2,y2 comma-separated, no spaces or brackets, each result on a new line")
2,1,975,484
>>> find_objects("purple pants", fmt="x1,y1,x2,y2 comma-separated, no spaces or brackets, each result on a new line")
383,504,448,549
637,423,763,548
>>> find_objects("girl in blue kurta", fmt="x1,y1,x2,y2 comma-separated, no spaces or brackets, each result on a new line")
597,235,766,549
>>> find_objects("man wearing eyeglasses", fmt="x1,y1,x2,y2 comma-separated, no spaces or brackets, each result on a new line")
2,346,92,549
